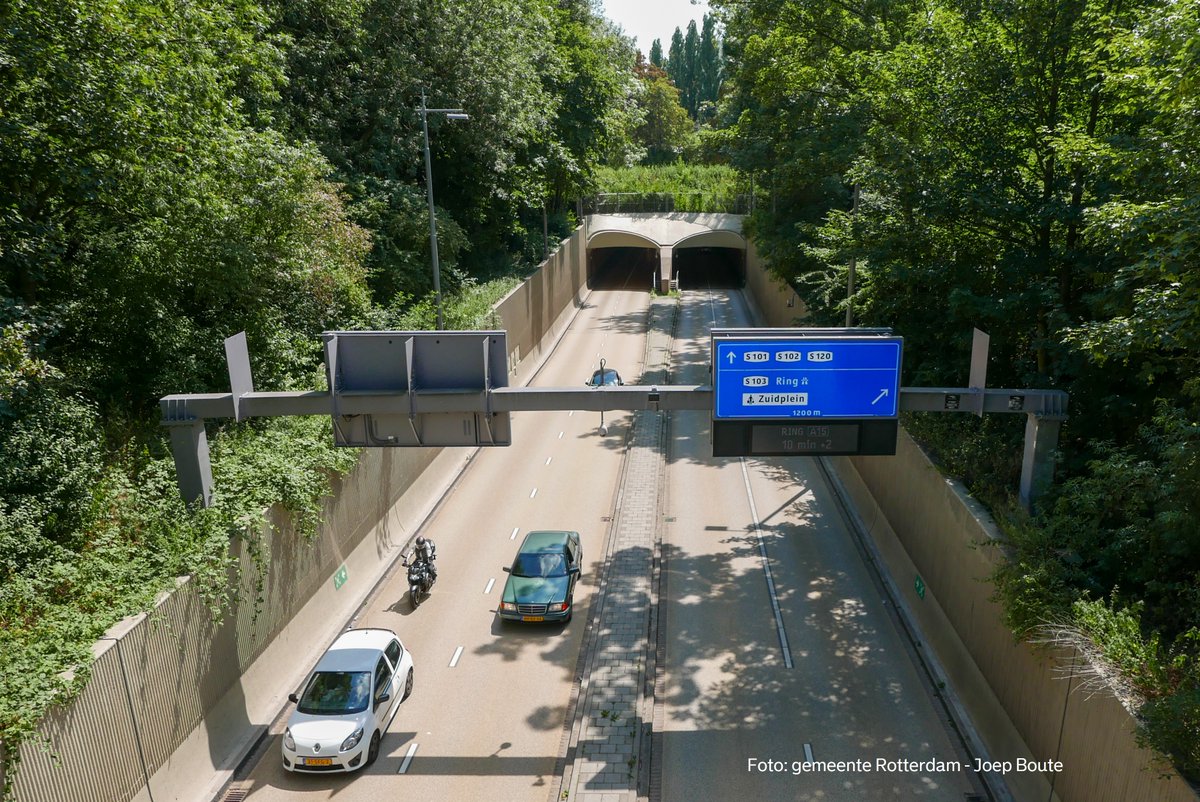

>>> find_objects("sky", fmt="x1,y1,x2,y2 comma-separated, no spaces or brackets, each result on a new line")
599,0,711,56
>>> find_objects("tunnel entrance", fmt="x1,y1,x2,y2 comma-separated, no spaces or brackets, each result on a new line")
673,246,744,289
587,247,659,290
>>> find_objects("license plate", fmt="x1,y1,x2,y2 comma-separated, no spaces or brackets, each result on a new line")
522,616,544,622
303,757,333,766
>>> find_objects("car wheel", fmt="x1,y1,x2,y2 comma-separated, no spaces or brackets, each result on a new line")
366,730,381,766
402,668,414,701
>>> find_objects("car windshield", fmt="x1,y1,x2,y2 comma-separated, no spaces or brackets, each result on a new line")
297,671,372,715
512,552,568,578
590,369,620,386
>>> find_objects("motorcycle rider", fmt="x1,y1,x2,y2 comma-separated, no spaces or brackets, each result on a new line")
413,535,437,581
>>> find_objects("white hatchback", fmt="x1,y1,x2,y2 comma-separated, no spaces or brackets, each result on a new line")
282,628,414,773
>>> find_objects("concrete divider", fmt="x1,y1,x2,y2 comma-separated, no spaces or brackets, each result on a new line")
745,244,1198,802
9,225,591,802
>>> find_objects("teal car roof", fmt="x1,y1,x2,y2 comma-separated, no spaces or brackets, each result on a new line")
519,530,576,552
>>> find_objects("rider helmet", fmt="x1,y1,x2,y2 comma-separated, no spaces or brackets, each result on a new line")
416,536,426,547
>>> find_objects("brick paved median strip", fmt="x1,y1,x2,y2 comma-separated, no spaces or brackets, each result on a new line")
554,297,675,802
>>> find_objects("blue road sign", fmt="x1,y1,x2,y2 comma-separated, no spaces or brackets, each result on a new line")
713,336,903,419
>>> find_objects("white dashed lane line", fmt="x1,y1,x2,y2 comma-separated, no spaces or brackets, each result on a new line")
449,646,464,668
511,527,519,540
397,743,418,774
741,458,794,669
484,578,495,594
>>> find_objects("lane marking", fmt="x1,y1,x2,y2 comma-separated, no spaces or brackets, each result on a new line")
449,646,464,668
397,743,418,774
546,456,552,465
804,743,814,765
568,410,574,417
510,527,520,540
484,577,495,594
741,458,794,669
558,431,564,439
530,487,537,499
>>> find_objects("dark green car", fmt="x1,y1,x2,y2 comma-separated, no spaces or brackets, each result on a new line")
499,530,583,623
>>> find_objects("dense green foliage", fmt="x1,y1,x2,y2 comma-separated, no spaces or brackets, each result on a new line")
269,0,641,295
713,0,1200,776
595,164,744,212
0,0,639,791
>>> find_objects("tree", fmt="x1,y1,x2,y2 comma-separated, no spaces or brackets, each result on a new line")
682,20,701,116
650,38,664,68
667,27,684,89
698,14,722,113
635,76,694,164
270,0,639,291
0,0,373,412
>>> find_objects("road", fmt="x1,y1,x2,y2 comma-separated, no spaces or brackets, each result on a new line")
230,262,648,802
222,272,990,802
658,286,986,800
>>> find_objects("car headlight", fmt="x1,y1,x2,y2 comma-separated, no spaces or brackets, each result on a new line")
341,727,364,752
284,728,295,751
548,602,568,612
500,602,517,611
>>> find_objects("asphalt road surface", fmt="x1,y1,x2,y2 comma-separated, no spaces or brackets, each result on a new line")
229,262,648,802
657,286,987,801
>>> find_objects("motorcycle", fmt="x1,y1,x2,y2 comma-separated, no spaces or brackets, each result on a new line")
402,553,436,607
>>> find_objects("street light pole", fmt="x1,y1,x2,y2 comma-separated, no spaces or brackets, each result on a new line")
419,87,468,330
844,183,860,328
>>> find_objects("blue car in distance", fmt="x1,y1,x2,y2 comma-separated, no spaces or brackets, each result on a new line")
499,530,583,623
586,367,623,386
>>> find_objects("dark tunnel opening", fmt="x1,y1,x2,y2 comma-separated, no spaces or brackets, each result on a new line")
673,247,745,289
587,247,659,290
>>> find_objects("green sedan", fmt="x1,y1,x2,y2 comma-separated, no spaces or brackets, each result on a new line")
499,530,583,623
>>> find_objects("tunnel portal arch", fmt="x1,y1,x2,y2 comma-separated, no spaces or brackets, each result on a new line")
586,231,660,290
585,214,748,292
671,230,746,289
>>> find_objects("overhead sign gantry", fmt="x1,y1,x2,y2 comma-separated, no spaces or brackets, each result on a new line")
161,326,1067,511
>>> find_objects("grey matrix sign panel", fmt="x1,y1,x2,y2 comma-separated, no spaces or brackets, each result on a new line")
323,330,512,447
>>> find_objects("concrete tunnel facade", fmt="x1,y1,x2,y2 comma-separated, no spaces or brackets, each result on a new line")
585,213,747,292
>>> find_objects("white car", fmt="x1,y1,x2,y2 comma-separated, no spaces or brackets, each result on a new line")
282,628,414,772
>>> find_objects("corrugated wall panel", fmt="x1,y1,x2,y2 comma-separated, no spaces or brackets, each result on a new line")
14,641,144,802
847,425,1198,802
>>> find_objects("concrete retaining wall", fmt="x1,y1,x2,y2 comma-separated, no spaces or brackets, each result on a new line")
742,238,808,326
493,226,589,386
745,244,1198,802
8,225,591,802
